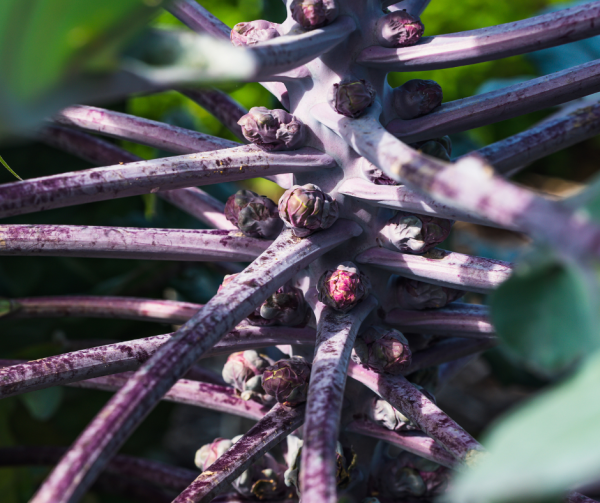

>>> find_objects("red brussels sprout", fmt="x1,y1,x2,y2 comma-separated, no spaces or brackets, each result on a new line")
352,325,412,374
278,184,339,238
376,10,424,48
318,262,371,313
393,79,443,120
383,211,453,254
230,20,280,47
261,356,311,406
330,79,376,118
224,189,283,239
222,350,271,399
394,277,464,310
290,0,339,30
194,438,233,471
259,284,308,326
238,107,305,151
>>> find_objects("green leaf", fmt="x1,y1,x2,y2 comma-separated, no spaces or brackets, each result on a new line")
447,349,600,503
490,255,600,374
19,387,64,422
0,154,21,180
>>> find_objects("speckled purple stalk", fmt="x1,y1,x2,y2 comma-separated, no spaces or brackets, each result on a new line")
566,492,599,503
168,0,230,39
470,102,600,177
356,247,512,294
338,178,516,229
347,362,483,463
0,446,197,492
385,303,493,338
31,223,360,503
55,105,237,154
40,124,236,229
386,0,432,16
0,226,268,262
405,337,498,375
181,88,248,142
0,145,335,220
358,2,600,71
387,60,600,142
346,419,457,469
314,103,600,259
174,403,305,503
300,296,379,503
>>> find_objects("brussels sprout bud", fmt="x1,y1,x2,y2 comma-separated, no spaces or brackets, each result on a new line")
222,350,271,395
290,0,339,30
260,284,308,326
230,20,280,47
318,262,371,313
384,211,453,254
262,356,312,406
394,277,464,310
224,189,283,239
231,447,287,500
353,326,412,374
238,107,305,151
360,158,397,186
194,438,233,471
393,79,443,120
278,184,339,238
368,398,415,432
376,10,424,48
330,79,376,118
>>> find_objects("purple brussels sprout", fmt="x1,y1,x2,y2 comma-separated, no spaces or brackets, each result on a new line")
368,398,415,432
318,262,371,313
383,211,453,254
376,10,424,48
394,277,464,310
230,20,280,47
259,284,308,326
230,442,287,500
360,158,397,186
290,0,339,30
393,79,443,120
261,356,311,406
194,437,233,471
224,189,283,239
329,79,376,118
278,184,339,238
222,350,271,400
238,107,305,151
352,325,412,374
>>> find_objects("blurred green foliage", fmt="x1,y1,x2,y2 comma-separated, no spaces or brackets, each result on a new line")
1,0,600,501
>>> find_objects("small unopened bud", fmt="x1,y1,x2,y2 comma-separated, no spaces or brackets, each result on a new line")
232,448,287,500
368,398,415,432
195,438,233,471
394,277,464,310
222,350,270,394
259,284,308,326
262,356,312,406
383,211,453,254
238,107,305,151
376,10,424,48
330,79,376,118
360,158,397,186
393,79,443,120
353,326,411,374
290,0,339,29
224,189,283,239
231,20,280,47
278,184,339,237
318,262,371,313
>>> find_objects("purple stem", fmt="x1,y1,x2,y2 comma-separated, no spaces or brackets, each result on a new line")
313,102,600,260
0,144,335,219
468,102,600,177
346,419,457,469
386,59,600,142
180,88,248,142
347,362,484,463
174,403,304,503
55,105,237,153
386,0,432,16
338,178,516,229
0,226,268,262
358,2,600,71
30,222,361,503
40,124,236,229
356,247,513,294
566,493,599,503
0,446,197,492
300,297,379,503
